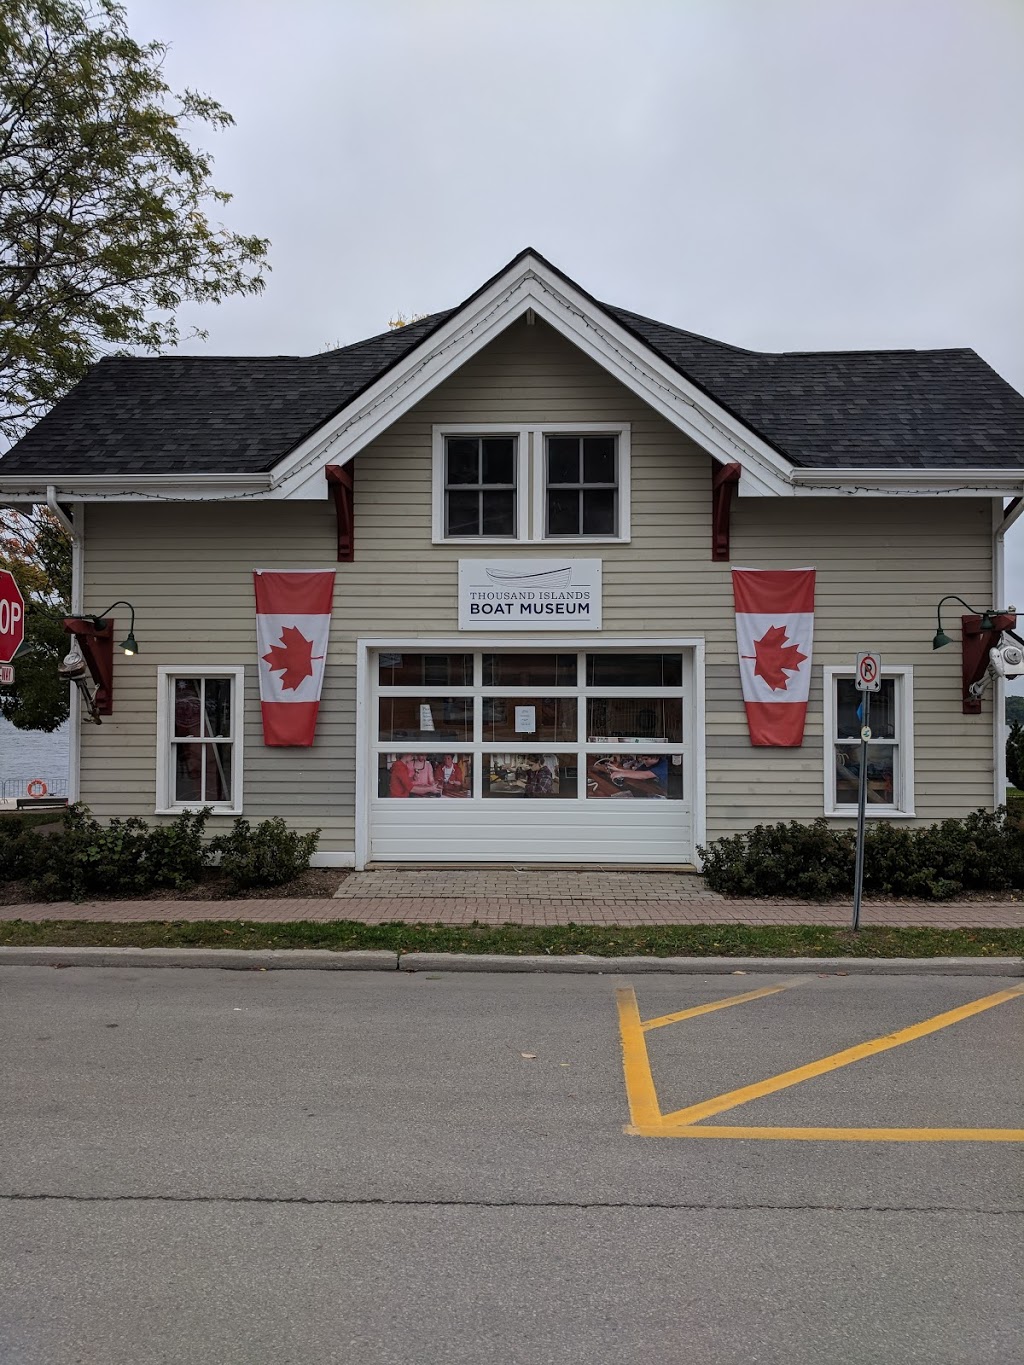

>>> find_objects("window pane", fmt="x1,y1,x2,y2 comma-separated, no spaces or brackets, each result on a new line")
581,488,616,535
481,490,515,536
586,697,683,743
834,743,897,805
379,752,472,798
483,754,577,798
446,438,479,485
202,678,232,738
482,696,577,743
583,437,616,483
446,490,480,537
204,744,232,802
173,679,201,738
586,654,683,687
378,697,473,743
378,654,472,687
482,653,577,687
836,678,897,740
481,438,515,485
586,753,683,799
547,490,579,536
547,437,580,484
174,743,202,801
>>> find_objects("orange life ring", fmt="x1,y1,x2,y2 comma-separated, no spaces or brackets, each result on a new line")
26,779,47,798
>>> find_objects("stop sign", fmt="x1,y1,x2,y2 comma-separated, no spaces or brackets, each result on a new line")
0,570,25,664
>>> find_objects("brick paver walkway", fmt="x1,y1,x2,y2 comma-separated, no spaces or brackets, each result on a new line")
0,869,1021,928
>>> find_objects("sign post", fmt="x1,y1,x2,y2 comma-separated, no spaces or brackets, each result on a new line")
0,571,25,666
851,653,881,930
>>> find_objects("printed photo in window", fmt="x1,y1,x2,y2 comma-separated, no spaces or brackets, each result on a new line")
585,754,682,799
379,753,472,798
484,753,567,798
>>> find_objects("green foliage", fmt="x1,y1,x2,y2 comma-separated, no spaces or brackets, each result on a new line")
30,803,212,899
1005,693,1024,728
0,0,269,441
1007,720,1024,790
0,507,72,731
699,808,1024,900
211,817,319,892
0,815,43,878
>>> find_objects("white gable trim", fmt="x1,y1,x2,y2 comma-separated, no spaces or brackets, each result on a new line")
271,254,796,500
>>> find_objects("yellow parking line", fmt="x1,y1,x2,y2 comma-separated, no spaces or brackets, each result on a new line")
641,984,789,1032
658,982,1024,1129
615,987,662,1127
633,1124,1024,1141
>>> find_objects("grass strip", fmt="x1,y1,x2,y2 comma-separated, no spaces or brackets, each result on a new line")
0,920,1020,958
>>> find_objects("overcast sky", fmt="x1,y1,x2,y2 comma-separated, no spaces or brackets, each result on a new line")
129,0,1024,601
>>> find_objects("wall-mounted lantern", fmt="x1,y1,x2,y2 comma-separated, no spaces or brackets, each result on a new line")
60,600,139,718
931,595,1018,714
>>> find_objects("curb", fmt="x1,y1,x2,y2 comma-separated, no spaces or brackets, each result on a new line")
0,947,398,971
0,946,1017,975
397,952,1024,976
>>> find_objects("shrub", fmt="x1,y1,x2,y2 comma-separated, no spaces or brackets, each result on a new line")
211,817,319,891
699,808,1024,901
29,805,214,901
0,824,43,881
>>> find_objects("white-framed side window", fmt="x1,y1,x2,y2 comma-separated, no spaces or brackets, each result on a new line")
156,666,245,815
433,423,630,544
823,666,914,817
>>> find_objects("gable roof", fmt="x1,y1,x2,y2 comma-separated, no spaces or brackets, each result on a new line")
1,248,1022,483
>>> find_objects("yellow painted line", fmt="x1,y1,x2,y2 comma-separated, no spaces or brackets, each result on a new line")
659,982,1024,1129
641,983,789,1032
615,987,662,1128
633,1124,1024,1142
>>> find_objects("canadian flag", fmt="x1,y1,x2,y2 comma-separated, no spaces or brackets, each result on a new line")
732,568,815,747
254,570,336,746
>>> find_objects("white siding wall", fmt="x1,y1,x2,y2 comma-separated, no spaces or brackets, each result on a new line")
79,317,996,854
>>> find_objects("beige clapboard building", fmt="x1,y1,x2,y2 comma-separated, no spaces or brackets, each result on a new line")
2,250,1023,867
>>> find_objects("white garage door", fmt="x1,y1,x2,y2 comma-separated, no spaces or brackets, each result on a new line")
369,647,696,864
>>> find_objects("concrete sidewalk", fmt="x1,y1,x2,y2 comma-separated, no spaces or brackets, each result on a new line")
0,868,1021,927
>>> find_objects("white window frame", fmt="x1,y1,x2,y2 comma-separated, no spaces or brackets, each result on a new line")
432,425,530,544
156,665,245,815
823,665,915,818
432,423,631,545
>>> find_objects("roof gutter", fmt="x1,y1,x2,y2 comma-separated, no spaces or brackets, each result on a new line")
0,473,275,500
790,468,1024,494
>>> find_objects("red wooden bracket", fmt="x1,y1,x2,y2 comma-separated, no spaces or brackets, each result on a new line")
961,611,1017,714
325,462,354,562
63,618,114,715
712,461,741,562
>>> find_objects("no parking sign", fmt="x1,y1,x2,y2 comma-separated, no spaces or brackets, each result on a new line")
855,652,881,692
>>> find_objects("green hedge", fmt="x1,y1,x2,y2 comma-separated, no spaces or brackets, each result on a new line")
698,809,1024,900
1,805,320,900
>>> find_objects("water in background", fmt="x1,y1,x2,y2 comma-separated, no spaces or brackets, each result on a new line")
0,717,69,799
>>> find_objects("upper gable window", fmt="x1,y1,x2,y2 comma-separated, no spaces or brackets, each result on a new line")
433,424,630,544
444,435,518,538
545,435,618,537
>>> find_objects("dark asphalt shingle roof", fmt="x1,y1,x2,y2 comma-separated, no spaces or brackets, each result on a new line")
2,253,1022,479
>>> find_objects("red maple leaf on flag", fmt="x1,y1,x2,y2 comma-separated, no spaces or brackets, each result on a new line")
752,624,807,691
262,625,315,691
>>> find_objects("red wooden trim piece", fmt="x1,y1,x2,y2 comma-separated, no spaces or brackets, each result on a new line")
326,463,355,562
63,618,114,715
961,611,1017,714
712,461,741,562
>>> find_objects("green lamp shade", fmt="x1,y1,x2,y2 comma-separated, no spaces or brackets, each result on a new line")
120,632,139,656
932,628,952,650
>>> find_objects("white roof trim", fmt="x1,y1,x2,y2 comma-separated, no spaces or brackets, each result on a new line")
791,468,1024,497
0,472,272,502
270,253,797,500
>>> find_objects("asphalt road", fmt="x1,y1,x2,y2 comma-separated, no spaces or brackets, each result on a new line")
1,966,1021,1364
